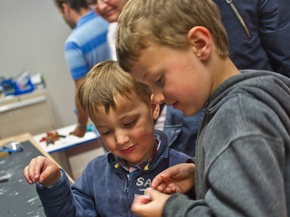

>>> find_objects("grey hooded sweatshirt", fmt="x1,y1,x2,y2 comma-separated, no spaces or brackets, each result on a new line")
164,70,290,217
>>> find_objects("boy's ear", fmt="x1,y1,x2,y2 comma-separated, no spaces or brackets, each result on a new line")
150,94,160,121
151,103,160,121
187,26,212,60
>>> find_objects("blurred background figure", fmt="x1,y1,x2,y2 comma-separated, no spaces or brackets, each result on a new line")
54,0,111,138
92,0,127,60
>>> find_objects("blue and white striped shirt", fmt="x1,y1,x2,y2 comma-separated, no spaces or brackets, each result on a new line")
64,10,111,80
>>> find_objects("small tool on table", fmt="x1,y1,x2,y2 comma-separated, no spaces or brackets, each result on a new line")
0,173,10,183
0,141,23,158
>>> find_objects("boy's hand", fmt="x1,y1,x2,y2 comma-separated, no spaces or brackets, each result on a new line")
131,188,170,217
23,156,61,187
152,163,195,194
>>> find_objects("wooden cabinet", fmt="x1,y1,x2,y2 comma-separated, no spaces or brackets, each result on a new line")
0,89,54,139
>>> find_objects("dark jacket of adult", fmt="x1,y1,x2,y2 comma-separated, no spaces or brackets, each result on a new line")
215,0,290,78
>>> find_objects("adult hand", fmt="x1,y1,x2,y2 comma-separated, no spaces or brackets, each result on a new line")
152,163,195,194
131,188,170,217
70,125,86,137
23,156,61,187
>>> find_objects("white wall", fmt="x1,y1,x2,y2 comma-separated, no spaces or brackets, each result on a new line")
0,0,77,129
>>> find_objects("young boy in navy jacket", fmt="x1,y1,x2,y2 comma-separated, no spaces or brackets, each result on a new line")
23,60,193,217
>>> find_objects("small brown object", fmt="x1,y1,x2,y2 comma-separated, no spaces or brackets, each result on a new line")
39,131,66,146
0,152,9,158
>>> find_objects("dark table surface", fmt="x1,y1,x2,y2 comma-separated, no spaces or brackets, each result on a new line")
0,140,46,217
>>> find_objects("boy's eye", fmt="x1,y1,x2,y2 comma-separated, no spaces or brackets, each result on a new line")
155,76,164,87
100,130,112,136
124,120,136,128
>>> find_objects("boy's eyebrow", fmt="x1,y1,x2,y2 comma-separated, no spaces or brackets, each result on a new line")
141,71,150,82
94,124,107,129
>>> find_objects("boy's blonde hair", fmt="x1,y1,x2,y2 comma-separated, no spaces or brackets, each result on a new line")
116,0,229,72
79,60,152,116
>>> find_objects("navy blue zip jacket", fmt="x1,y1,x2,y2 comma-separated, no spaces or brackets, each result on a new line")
36,130,193,217
215,0,290,78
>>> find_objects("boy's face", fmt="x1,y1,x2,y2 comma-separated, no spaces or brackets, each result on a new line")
91,94,159,166
93,0,127,23
129,46,213,116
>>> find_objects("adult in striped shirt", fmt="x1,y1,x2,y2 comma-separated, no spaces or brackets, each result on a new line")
54,0,111,137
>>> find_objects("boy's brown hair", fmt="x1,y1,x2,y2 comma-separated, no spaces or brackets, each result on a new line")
78,60,152,116
116,0,229,72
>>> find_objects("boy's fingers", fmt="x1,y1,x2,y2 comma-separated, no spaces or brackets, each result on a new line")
134,194,152,205
163,186,177,194
31,157,45,181
23,166,33,184
145,188,160,200
154,182,167,192
132,189,155,214
151,173,167,188
38,170,49,184
24,156,46,184
38,166,56,183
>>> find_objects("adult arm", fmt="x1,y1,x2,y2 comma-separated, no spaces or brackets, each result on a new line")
71,77,88,137
64,41,90,137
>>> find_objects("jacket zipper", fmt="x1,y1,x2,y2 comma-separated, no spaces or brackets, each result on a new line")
225,0,252,38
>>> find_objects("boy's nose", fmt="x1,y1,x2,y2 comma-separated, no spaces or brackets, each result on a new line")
115,132,129,146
